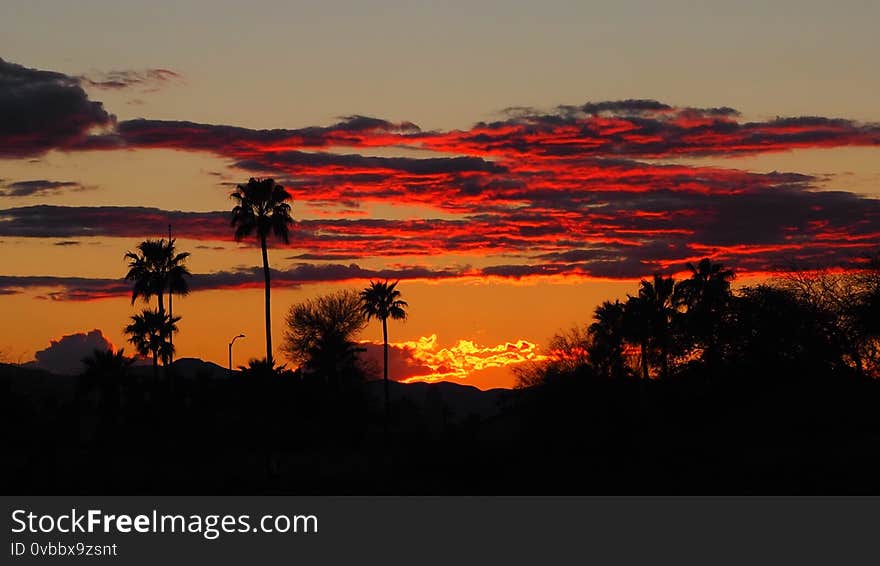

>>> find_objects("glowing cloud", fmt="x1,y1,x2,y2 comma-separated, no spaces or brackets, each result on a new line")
360,334,548,384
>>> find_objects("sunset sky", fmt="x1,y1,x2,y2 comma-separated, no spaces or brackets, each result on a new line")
2,1,879,388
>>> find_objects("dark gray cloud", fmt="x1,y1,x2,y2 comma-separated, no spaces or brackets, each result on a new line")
0,263,468,301
109,114,421,153
234,150,505,176
0,58,113,157
0,205,227,238
0,179,90,197
31,329,113,375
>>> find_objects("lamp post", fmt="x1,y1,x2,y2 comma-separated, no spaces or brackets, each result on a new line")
228,334,245,374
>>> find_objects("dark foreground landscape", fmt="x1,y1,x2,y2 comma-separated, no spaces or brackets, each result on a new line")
4,359,880,494
5,260,880,494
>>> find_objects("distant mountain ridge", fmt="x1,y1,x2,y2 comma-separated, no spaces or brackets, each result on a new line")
0,359,512,423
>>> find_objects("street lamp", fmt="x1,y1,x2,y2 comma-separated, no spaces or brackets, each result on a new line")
228,334,245,374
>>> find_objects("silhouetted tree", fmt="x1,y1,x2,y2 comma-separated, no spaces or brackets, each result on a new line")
622,295,652,381
720,284,846,373
124,309,179,380
677,258,734,364
588,301,629,380
237,357,290,380
80,347,136,414
231,178,294,364
282,290,368,386
516,325,593,388
360,280,408,414
124,238,190,366
636,274,683,379
548,326,592,370
778,268,878,375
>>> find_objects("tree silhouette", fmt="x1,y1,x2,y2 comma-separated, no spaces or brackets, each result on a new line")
80,347,135,414
282,290,368,386
588,301,628,380
679,259,734,307
778,268,876,375
124,238,190,366
630,274,682,379
360,280,408,414
237,357,289,381
622,295,652,381
722,284,845,373
124,309,179,380
231,177,294,365
678,258,734,364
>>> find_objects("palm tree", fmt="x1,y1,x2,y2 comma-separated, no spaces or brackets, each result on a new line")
678,258,734,363
82,347,136,379
622,295,652,381
679,259,734,309
230,178,294,364
80,347,136,412
124,309,179,380
628,274,682,379
360,280,408,413
124,238,191,366
237,358,288,380
646,274,681,379
588,300,628,379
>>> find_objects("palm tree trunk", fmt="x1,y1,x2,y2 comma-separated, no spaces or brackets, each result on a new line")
640,342,649,381
168,289,173,367
382,317,389,418
168,226,174,368
157,291,167,368
260,234,273,364
152,351,158,381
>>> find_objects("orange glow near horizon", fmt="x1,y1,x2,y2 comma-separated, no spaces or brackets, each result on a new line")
363,334,548,386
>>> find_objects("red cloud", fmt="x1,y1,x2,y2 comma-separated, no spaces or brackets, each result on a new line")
2,56,880,288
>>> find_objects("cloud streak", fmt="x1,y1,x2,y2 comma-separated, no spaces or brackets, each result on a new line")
0,179,90,198
77,68,182,91
0,263,470,301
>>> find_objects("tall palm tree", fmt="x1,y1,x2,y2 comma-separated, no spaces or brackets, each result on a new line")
124,238,191,366
360,280,408,413
124,309,179,380
230,178,294,364
162,237,190,365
